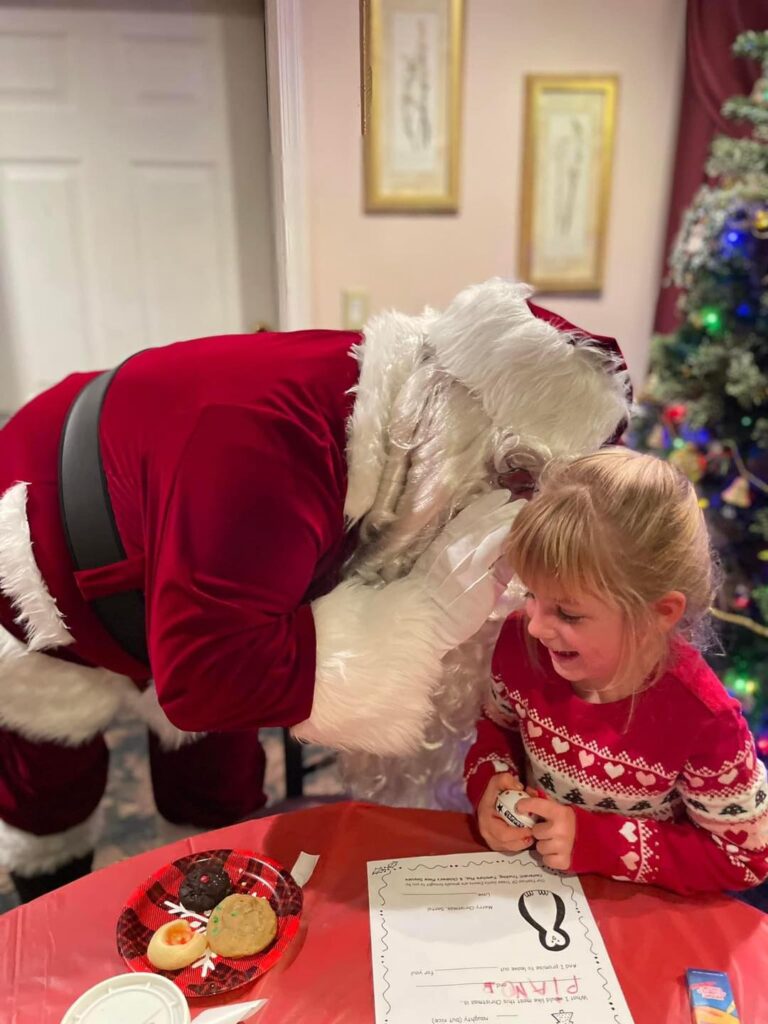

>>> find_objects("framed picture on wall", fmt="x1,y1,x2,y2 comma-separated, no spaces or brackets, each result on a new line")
361,0,464,212
519,75,618,293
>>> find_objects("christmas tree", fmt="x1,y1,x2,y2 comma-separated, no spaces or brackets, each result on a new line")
633,30,768,755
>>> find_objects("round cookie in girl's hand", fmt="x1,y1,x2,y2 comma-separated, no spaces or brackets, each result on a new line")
495,789,538,829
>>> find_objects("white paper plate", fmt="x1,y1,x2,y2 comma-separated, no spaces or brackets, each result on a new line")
60,972,191,1024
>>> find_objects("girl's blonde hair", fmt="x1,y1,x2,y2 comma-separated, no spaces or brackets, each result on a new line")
506,447,718,689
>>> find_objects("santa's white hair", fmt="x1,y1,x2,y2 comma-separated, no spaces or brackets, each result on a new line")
337,279,630,808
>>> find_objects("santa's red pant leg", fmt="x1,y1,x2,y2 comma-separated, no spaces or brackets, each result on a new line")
0,714,268,899
0,726,108,847
149,730,267,829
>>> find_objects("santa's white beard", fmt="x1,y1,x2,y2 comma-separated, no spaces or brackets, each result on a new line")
337,619,504,809
345,370,497,585
338,377,529,809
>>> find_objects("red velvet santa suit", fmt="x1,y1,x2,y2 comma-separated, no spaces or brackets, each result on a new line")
0,330,360,867
0,279,631,880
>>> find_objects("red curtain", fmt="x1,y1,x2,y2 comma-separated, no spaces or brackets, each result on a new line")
654,0,768,332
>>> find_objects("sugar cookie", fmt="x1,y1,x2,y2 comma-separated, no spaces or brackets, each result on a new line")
146,919,208,970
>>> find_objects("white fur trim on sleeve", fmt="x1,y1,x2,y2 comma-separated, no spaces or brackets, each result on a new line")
0,622,134,745
0,482,74,651
0,805,103,875
290,577,444,755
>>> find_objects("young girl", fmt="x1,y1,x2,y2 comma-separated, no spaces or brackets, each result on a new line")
465,448,768,895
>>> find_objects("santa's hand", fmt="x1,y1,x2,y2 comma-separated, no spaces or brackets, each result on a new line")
410,490,523,653
516,796,576,871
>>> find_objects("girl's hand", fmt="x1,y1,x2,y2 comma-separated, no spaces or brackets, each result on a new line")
477,773,534,854
516,796,576,870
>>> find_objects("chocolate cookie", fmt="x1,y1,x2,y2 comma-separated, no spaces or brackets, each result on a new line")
179,863,233,913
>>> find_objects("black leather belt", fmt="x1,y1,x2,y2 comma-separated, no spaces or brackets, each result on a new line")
58,363,150,667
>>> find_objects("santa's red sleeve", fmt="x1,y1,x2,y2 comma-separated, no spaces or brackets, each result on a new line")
569,706,768,895
145,403,334,731
147,403,448,755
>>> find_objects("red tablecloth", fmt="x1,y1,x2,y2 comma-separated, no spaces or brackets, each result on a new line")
1,801,767,1023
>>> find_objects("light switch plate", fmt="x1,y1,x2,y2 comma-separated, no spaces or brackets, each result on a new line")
342,290,369,330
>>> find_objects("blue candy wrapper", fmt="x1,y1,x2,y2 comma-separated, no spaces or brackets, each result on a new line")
686,968,740,1023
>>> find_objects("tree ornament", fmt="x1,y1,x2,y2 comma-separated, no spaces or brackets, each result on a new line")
732,584,752,611
663,402,687,425
706,442,732,477
669,442,707,484
647,423,666,449
754,208,768,235
750,76,768,107
721,476,752,508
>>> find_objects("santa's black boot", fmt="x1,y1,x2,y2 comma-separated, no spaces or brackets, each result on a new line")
11,851,94,903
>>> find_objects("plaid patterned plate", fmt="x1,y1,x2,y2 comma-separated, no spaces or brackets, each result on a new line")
116,848,302,998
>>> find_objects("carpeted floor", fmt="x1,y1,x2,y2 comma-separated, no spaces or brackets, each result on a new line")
0,707,346,914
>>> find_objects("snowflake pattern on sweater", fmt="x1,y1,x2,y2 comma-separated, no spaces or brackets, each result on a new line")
464,616,768,895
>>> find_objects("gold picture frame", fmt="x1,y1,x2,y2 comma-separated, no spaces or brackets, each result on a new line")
519,75,618,293
361,0,464,213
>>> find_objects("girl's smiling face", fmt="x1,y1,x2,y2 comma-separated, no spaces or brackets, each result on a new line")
523,581,630,697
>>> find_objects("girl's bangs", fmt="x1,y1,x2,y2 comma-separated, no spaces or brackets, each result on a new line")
507,494,612,599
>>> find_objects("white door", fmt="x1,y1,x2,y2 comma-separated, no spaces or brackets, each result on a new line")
0,7,248,410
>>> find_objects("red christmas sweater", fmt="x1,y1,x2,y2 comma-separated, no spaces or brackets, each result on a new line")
465,615,768,895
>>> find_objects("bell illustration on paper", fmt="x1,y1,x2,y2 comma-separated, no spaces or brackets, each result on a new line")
517,889,571,951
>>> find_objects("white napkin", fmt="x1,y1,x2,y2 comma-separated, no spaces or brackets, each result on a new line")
290,851,319,887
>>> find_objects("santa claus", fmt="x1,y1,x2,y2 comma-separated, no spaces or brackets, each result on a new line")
0,278,629,902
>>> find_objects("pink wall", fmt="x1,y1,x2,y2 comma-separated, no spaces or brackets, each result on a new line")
302,0,686,382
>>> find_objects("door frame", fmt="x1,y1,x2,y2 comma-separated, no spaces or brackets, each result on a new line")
265,0,311,331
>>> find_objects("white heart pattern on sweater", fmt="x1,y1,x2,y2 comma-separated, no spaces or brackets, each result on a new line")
619,821,638,843
515,703,527,719
718,768,738,785
621,851,640,872
578,750,595,768
552,737,570,754
636,771,656,786
527,721,543,738
604,762,624,779
688,776,704,788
